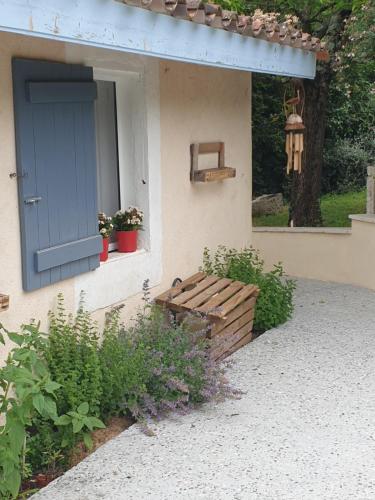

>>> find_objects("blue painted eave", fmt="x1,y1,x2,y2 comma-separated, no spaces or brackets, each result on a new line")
0,0,316,79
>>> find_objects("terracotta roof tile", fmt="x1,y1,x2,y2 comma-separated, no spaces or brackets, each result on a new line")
116,0,328,58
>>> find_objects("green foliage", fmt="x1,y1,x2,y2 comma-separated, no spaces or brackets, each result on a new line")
100,302,224,420
27,294,104,473
322,138,372,193
253,189,366,227
0,323,60,499
250,1,374,199
99,306,149,418
26,418,64,476
320,190,367,226
55,402,105,451
45,294,102,416
1,295,235,496
323,2,375,192
202,246,295,331
252,74,287,197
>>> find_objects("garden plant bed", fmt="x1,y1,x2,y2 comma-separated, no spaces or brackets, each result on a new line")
155,272,259,361
20,416,134,496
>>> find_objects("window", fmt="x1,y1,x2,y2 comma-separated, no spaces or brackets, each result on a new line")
75,62,162,311
93,68,150,252
95,80,121,217
13,57,161,302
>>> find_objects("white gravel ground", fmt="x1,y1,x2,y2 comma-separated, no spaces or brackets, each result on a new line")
33,279,375,500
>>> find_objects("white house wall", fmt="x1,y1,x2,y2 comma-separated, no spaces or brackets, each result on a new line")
0,32,252,362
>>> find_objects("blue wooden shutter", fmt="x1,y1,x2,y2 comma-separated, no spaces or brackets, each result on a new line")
12,58,102,291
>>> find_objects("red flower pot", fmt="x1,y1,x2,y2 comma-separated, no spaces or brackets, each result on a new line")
117,230,138,253
100,237,109,262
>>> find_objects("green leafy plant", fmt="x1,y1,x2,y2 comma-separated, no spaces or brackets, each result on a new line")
99,306,148,418
0,323,60,499
27,294,104,471
26,422,64,478
45,294,102,417
202,246,295,331
55,402,105,451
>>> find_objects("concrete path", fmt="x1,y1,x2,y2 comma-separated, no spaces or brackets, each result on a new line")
34,279,375,500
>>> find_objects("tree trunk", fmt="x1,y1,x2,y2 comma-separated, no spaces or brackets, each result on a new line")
289,69,330,226
289,10,350,227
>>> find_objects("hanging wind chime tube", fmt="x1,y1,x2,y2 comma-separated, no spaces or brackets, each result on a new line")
284,89,305,175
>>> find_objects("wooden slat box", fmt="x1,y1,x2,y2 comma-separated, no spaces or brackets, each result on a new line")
155,272,259,362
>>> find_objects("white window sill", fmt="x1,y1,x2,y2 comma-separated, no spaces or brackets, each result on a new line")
101,248,147,264
74,246,161,311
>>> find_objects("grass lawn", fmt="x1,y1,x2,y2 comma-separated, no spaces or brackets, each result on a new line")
253,190,366,228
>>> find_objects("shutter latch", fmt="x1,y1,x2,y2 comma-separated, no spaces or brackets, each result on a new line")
24,196,42,205
9,171,28,179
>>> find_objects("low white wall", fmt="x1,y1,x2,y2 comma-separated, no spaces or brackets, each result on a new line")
252,216,375,291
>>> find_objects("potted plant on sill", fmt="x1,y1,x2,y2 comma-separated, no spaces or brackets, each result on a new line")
113,206,144,253
98,212,114,262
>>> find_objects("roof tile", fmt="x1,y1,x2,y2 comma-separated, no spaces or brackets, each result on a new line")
116,0,328,56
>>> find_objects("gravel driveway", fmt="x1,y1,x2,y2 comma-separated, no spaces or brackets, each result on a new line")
33,279,375,500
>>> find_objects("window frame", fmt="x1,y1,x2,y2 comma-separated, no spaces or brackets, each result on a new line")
74,59,162,311
94,67,150,252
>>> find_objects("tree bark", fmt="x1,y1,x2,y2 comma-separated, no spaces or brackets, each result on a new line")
289,10,350,227
289,69,330,226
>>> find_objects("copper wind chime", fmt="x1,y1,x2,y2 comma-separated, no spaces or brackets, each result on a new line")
285,84,305,174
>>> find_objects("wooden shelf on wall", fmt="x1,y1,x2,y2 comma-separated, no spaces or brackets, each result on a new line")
192,166,236,183
190,142,236,183
0,294,9,312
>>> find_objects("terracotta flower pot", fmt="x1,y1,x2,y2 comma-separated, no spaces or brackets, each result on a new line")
100,237,109,262
117,230,138,253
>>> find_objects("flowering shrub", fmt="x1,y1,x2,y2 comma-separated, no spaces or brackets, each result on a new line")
113,206,143,232
98,212,113,239
100,300,236,422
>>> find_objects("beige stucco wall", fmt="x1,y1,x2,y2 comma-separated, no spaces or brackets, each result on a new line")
252,219,375,290
0,32,252,360
159,60,252,285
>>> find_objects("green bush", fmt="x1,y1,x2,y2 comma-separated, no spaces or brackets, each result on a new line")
202,246,295,331
45,294,102,416
322,137,372,194
28,294,104,473
99,306,149,418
